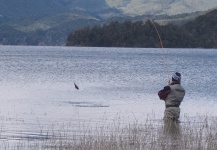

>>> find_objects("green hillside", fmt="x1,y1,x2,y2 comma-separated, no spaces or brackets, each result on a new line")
0,0,113,19
0,0,67,18
0,0,215,46
0,14,101,45
183,9,217,48
0,0,119,45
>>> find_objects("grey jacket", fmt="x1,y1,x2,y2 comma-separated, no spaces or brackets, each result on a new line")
165,83,185,107
158,82,185,107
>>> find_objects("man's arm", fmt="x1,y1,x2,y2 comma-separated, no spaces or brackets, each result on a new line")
158,86,171,100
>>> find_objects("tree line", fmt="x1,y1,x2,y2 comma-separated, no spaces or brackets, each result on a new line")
66,9,217,48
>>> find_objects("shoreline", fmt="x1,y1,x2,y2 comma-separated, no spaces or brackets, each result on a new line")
0,115,216,150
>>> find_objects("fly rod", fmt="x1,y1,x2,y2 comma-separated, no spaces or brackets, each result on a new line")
149,19,170,84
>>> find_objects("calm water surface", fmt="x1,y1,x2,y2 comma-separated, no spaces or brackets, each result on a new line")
0,46,216,141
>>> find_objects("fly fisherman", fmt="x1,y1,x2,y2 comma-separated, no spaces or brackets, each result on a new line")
158,72,185,122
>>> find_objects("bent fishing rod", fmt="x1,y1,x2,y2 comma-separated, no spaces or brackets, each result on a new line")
73,19,171,88
149,19,171,84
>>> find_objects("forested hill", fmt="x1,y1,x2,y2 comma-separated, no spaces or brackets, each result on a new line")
66,9,217,48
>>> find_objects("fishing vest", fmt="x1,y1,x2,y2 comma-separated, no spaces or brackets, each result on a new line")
165,84,185,107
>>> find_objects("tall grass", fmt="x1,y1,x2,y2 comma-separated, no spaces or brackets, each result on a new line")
1,115,217,150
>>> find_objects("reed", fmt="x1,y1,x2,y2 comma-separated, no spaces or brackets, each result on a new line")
1,115,217,150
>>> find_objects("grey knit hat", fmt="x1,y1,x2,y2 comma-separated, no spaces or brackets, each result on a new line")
172,72,181,81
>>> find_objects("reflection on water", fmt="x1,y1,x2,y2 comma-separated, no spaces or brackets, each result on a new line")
0,46,216,144
66,101,109,107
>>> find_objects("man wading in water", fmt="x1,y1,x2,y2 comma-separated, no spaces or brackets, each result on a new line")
158,72,185,123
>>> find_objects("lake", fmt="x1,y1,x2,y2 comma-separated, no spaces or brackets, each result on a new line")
0,46,216,142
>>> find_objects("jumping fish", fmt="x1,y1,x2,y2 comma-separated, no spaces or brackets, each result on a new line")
74,82,79,90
